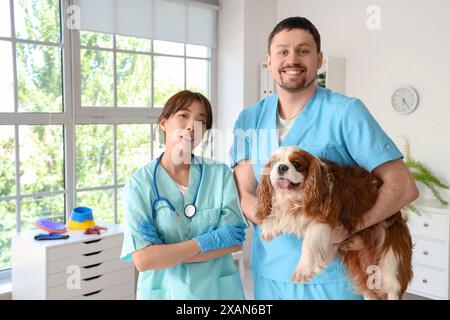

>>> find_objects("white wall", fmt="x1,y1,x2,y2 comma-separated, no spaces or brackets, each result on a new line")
277,0,450,201
216,0,276,161
217,0,277,261
216,0,244,163
243,0,277,107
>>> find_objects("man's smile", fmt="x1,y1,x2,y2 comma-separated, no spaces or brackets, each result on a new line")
280,67,306,76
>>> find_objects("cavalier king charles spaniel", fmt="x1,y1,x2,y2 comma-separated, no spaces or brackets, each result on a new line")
256,146,413,300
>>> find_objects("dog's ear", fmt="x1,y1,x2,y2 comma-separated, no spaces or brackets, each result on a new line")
255,163,273,222
303,157,331,220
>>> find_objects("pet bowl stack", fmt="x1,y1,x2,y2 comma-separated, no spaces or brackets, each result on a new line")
68,207,96,230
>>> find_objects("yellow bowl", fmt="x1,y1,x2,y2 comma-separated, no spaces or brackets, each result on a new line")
68,219,96,230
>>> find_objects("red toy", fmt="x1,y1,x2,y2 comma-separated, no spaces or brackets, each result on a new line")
84,225,108,235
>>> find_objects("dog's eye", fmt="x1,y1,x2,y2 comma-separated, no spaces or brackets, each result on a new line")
292,161,302,170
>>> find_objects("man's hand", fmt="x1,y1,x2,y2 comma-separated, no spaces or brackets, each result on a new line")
332,224,350,247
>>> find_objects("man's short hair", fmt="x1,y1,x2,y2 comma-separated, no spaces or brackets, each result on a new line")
268,16,321,53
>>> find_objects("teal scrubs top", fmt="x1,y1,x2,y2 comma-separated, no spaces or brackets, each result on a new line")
120,156,248,299
229,87,403,285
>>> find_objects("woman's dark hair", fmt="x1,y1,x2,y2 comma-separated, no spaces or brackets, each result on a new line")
158,90,213,130
268,16,321,53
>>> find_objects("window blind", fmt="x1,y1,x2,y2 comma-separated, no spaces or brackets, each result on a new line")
79,0,218,47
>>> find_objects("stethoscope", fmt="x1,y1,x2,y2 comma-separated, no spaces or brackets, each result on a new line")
151,153,203,224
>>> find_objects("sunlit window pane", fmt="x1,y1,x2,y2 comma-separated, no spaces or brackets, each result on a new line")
0,0,11,37
21,194,65,231
153,40,184,56
0,41,14,112
117,53,151,107
80,30,113,49
76,189,114,223
0,126,15,198
154,56,184,108
117,124,151,185
76,125,113,189
117,35,151,52
19,125,64,195
16,43,62,112
14,0,60,43
153,124,165,158
81,49,114,107
117,187,124,225
187,59,209,97
186,44,210,58
0,200,16,271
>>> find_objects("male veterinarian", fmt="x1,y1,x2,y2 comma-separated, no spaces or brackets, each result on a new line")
229,16,418,299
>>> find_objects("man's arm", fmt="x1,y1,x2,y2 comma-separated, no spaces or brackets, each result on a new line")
233,160,259,224
356,159,419,235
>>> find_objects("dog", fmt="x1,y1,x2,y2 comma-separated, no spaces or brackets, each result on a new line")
255,146,413,300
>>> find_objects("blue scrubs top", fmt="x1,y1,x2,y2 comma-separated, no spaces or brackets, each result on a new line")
229,87,403,284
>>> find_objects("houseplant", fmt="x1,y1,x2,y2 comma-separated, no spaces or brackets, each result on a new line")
401,137,449,215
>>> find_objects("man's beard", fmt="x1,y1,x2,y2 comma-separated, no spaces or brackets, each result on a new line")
276,73,317,93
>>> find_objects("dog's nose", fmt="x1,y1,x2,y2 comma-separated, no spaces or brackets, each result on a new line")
277,164,289,175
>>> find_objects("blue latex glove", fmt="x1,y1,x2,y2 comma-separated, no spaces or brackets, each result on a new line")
139,220,164,245
194,222,246,253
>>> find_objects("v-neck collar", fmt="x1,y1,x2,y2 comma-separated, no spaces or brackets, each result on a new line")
272,88,319,148
155,154,201,215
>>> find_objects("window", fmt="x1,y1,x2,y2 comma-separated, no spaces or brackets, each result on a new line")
0,0,65,272
0,0,216,273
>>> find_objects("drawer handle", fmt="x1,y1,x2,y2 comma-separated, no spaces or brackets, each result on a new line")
423,222,429,228
422,278,428,284
84,251,102,257
422,250,429,256
83,275,102,281
83,263,102,269
83,289,102,297
84,239,102,244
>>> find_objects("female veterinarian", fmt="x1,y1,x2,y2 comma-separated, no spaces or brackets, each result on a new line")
120,90,248,300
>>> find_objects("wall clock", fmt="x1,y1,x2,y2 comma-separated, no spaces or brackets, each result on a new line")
391,86,419,114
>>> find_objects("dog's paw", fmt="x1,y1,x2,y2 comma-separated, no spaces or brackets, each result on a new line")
260,232,274,242
291,265,315,284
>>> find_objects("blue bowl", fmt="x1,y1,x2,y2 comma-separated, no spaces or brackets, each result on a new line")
71,207,93,222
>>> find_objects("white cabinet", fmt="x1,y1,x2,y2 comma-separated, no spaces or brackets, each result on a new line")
12,222,135,300
316,56,345,94
260,62,275,100
406,201,450,299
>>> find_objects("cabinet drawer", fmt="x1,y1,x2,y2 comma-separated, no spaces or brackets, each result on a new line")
412,238,448,269
407,211,447,241
48,258,133,287
69,282,135,300
47,267,134,300
48,235,123,261
48,247,121,274
408,264,448,299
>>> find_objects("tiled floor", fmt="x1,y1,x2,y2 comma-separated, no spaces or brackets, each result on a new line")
239,261,429,300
